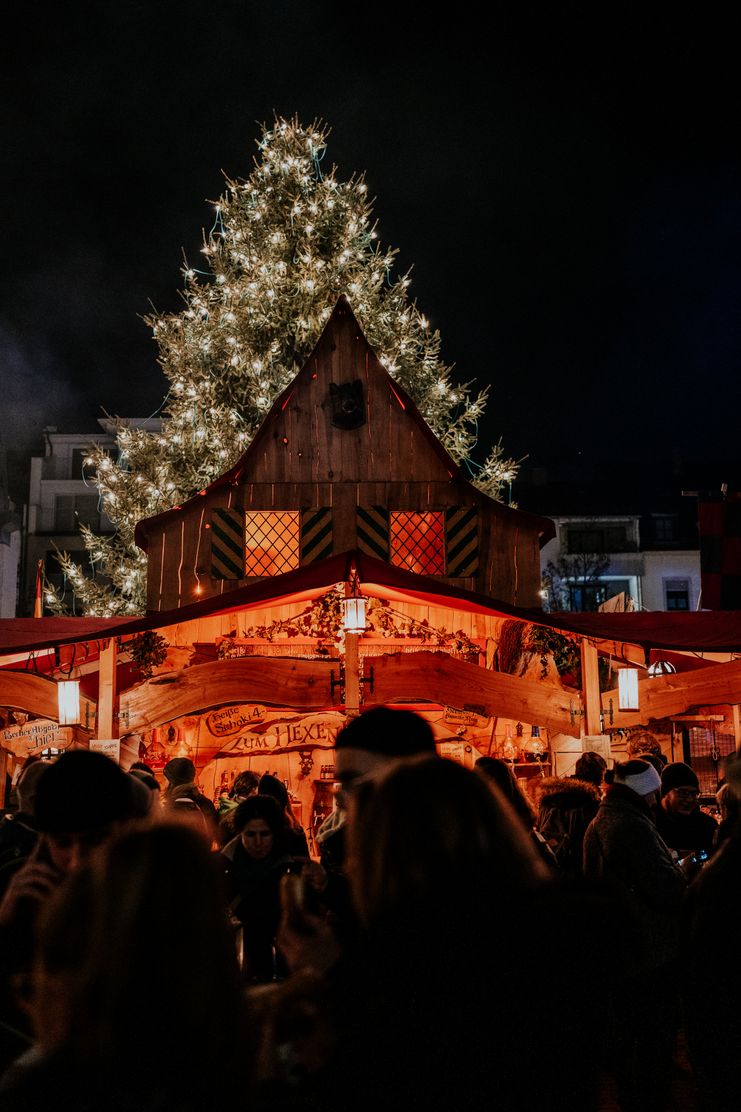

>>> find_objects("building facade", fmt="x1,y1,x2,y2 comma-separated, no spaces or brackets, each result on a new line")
540,512,701,612
21,419,160,616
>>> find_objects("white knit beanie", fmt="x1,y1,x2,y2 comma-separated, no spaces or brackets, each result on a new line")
614,760,662,797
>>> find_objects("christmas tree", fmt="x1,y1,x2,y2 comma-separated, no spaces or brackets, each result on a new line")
53,117,517,616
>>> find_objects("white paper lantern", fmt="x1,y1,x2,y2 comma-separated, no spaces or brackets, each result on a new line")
57,680,81,725
618,668,640,711
342,596,367,634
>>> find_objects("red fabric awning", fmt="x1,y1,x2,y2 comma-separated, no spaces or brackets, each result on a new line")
2,550,741,656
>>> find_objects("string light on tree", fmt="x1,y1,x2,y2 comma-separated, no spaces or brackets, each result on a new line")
51,116,517,616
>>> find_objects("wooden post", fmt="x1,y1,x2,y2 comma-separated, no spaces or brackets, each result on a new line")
344,632,360,716
0,747,7,809
580,639,602,737
98,639,118,741
733,705,741,755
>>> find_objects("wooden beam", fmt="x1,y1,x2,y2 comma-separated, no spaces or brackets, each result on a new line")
98,639,117,740
581,640,602,736
602,657,741,729
0,672,59,720
120,657,338,732
368,651,579,736
733,705,741,755
584,637,646,668
344,633,360,716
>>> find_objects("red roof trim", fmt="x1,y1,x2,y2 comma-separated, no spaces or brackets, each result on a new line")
4,551,741,656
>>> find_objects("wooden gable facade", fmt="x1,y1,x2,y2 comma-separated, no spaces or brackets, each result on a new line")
136,298,553,612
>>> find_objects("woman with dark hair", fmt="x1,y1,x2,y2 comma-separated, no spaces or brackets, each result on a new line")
258,774,310,858
221,794,295,983
0,824,252,1110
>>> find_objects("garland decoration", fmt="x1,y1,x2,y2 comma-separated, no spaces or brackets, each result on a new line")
217,587,481,659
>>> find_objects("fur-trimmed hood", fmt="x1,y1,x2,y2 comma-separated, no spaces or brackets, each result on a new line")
530,777,601,810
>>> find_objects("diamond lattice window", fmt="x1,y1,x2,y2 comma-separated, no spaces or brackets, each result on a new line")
244,511,300,576
390,511,445,575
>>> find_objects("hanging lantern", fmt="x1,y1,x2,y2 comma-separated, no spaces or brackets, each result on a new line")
617,668,640,711
342,596,367,634
57,679,81,726
647,659,677,678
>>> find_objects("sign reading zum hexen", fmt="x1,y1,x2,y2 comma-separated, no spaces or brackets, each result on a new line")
205,705,267,738
215,712,343,756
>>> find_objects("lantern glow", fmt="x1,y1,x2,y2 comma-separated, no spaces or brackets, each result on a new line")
342,596,367,634
57,680,81,725
618,668,640,711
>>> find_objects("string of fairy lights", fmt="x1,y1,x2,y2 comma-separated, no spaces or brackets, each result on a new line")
50,117,517,617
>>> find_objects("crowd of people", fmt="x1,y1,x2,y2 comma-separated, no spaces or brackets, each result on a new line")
0,713,738,1111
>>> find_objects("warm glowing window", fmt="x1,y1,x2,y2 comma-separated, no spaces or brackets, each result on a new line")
244,511,300,576
390,511,445,575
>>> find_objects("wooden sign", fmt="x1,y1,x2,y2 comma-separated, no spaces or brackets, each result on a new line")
215,712,343,757
0,717,61,758
443,706,484,727
90,739,121,763
204,705,266,737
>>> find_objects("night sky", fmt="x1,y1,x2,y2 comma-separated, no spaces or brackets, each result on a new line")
2,4,739,502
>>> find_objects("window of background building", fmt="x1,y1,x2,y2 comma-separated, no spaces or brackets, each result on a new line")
652,515,678,545
567,578,631,611
566,524,629,554
54,495,101,534
665,578,690,610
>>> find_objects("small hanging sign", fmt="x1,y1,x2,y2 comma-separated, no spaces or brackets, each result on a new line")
89,739,121,763
0,718,61,757
443,706,484,727
205,705,267,737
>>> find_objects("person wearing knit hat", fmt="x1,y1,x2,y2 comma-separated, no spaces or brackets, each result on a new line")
656,761,717,858
583,758,688,1108
612,758,662,799
162,757,217,841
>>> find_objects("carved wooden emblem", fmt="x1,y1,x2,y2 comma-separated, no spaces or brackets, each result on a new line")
329,380,365,429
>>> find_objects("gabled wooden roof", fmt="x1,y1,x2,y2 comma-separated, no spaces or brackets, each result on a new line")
136,297,553,549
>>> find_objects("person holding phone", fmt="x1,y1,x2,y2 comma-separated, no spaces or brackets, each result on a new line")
655,762,717,860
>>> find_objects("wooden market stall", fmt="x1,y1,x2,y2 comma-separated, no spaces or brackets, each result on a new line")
3,298,741,817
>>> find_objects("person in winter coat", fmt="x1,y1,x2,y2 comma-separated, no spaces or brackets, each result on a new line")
162,758,218,841
221,794,295,983
655,761,717,858
583,758,689,1111
531,776,601,876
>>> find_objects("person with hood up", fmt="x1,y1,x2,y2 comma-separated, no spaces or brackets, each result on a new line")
531,774,601,876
